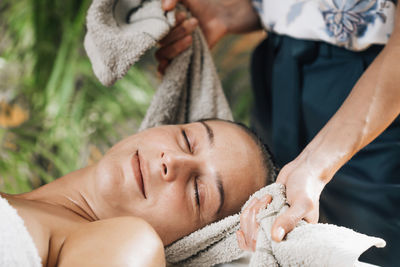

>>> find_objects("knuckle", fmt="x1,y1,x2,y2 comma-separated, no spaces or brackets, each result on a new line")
287,213,299,227
175,25,187,37
277,213,298,231
184,19,196,31
182,23,191,34
176,11,186,21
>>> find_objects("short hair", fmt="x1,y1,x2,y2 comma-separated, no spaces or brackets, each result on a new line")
197,118,278,186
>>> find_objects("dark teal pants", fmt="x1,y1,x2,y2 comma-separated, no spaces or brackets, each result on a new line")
251,32,400,266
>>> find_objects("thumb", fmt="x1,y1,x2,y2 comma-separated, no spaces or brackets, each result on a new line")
271,201,307,242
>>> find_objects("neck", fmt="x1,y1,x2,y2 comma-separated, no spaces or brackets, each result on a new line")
18,165,101,222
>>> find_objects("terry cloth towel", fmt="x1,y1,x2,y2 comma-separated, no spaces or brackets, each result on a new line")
84,0,233,128
165,183,386,267
0,195,42,267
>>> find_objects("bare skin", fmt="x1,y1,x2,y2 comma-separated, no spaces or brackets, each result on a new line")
3,194,165,267
159,0,400,252
2,120,267,266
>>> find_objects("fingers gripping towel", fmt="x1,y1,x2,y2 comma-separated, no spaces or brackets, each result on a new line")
165,183,386,267
84,0,233,129
85,0,175,86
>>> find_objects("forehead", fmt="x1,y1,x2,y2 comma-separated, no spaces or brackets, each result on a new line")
189,121,266,217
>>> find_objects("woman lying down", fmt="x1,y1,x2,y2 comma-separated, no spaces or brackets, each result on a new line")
1,119,275,267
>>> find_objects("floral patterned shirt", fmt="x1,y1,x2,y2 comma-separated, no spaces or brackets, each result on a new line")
252,0,397,50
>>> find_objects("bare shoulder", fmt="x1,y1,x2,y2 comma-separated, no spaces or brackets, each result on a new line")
58,217,165,267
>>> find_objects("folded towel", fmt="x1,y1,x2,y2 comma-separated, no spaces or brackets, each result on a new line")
84,0,233,129
0,195,42,267
165,183,386,267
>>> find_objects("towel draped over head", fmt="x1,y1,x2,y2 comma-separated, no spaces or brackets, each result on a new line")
84,1,386,266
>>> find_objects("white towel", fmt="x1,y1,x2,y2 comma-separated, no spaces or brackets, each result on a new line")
0,195,42,267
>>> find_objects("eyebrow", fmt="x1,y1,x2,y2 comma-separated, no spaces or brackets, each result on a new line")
216,174,225,215
199,121,214,146
198,121,224,216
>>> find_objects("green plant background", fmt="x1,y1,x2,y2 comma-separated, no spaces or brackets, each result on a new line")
0,0,263,193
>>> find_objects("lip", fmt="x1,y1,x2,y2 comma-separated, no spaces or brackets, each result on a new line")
131,150,146,199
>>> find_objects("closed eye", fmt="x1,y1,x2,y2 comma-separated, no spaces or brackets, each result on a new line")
194,177,200,207
182,130,192,153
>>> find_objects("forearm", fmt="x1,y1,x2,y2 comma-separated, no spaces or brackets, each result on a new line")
262,5,400,244
298,29,400,183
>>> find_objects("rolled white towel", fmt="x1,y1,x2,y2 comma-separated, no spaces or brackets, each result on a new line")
0,195,41,267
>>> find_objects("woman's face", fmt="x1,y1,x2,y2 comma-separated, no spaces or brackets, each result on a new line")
93,120,266,245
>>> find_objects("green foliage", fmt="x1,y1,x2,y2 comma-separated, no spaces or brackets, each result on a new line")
0,0,259,193
0,0,154,193
213,35,257,125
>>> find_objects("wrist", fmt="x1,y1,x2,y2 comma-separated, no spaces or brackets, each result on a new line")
295,146,339,185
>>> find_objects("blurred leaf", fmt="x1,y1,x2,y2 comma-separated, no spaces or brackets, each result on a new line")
0,0,155,193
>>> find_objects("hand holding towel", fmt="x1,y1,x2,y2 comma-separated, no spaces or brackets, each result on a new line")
165,183,386,267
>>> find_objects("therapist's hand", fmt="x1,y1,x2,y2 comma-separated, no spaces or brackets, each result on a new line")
157,0,228,74
238,155,328,249
157,0,261,74
156,11,199,74
161,0,228,47
270,157,326,242
237,194,272,251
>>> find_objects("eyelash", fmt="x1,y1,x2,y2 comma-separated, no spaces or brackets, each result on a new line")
194,177,200,207
182,130,192,153
181,130,199,208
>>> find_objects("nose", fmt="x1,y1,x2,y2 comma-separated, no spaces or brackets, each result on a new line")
161,150,196,182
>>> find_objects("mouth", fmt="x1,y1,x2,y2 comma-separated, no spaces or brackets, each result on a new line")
131,150,146,199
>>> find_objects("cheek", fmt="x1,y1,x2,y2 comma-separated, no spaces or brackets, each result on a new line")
152,187,188,221
95,156,122,194
141,188,198,244
94,156,136,217
140,128,177,151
